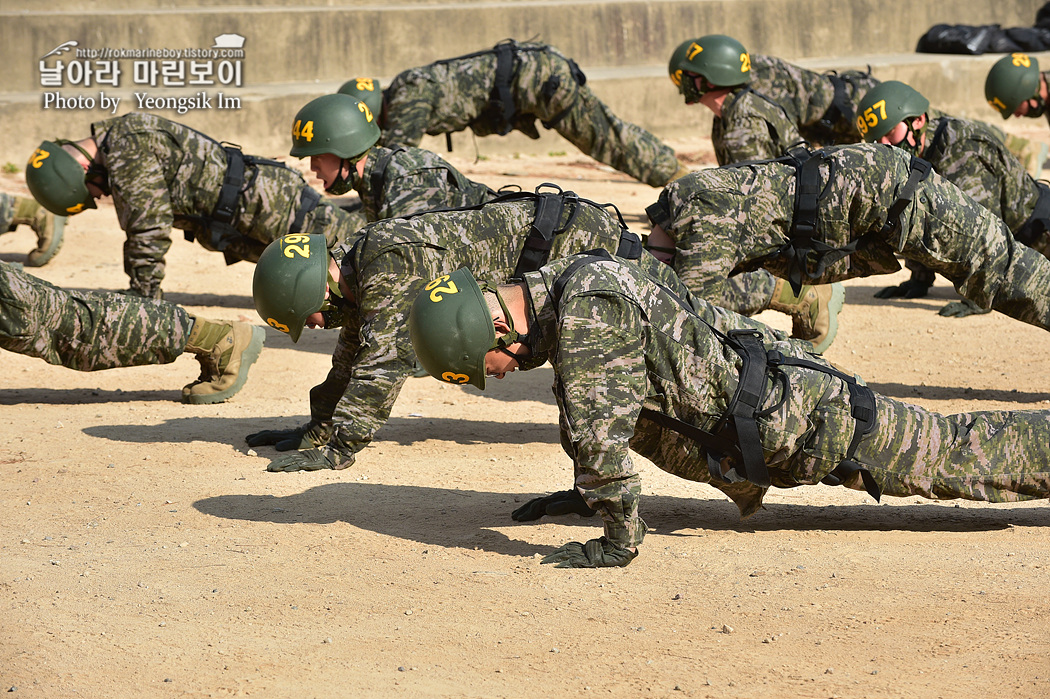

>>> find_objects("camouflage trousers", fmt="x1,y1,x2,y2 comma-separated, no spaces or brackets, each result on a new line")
0,261,190,370
551,86,680,187
0,192,14,230
781,367,1050,505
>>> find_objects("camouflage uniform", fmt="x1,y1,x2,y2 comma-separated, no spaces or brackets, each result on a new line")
380,40,681,187
521,254,1050,549
355,145,496,223
714,55,879,165
0,193,14,229
898,113,1050,289
656,142,1050,331
91,113,359,298
302,193,682,465
0,260,189,370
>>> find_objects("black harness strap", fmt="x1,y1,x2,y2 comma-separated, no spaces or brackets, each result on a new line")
512,186,578,277
547,251,882,500
1016,181,1050,246
780,148,932,294
491,41,518,136
289,186,321,235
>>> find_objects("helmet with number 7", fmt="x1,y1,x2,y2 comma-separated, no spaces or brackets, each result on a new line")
289,93,380,160
409,268,500,391
985,53,1042,119
855,81,929,143
669,35,752,104
253,233,330,343
338,77,384,121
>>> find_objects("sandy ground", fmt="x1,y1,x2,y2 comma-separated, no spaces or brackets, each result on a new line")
1,132,1049,699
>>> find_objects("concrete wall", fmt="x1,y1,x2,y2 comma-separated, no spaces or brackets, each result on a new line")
0,0,1044,165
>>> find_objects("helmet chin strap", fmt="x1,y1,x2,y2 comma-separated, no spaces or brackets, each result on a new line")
325,158,355,195
1028,95,1048,118
57,138,111,195
481,282,534,365
888,117,928,157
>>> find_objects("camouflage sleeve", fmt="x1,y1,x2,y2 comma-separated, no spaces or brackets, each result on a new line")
104,131,177,298
378,76,440,148
938,138,1038,234
555,290,650,548
715,95,803,165
378,169,463,219
324,264,431,459
308,323,362,425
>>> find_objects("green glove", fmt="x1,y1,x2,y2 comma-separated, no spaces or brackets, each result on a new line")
246,421,333,451
938,298,992,318
540,537,638,568
873,277,932,299
511,489,597,521
266,446,354,472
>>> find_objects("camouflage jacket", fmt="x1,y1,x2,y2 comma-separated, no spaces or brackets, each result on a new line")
657,143,924,299
920,114,1040,232
92,113,353,297
355,145,496,222
521,254,841,547
379,41,582,147
309,193,663,463
714,55,878,165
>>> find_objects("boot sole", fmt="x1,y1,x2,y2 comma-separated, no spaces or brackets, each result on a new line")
810,282,845,354
183,325,265,405
25,216,66,267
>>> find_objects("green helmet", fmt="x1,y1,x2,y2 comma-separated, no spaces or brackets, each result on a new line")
855,80,930,142
669,35,752,102
25,140,96,216
338,77,384,120
253,233,330,343
289,93,380,159
985,53,1041,118
409,268,498,391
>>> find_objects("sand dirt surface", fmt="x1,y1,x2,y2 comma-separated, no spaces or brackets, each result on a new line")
1,134,1048,698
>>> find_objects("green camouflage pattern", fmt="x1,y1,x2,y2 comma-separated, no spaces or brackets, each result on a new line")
305,196,687,464
520,254,1050,549
380,41,680,186
921,115,1046,251
0,260,190,370
660,142,1050,331
0,192,14,229
713,54,879,165
91,113,359,298
355,145,495,222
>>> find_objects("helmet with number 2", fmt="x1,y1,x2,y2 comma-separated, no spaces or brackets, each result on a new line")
855,81,930,142
338,78,384,120
289,93,380,159
669,35,752,104
409,268,497,391
25,141,97,216
985,53,1041,118
253,234,330,343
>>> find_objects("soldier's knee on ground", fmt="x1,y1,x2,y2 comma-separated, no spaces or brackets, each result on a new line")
767,279,845,354
8,196,65,267
182,316,265,404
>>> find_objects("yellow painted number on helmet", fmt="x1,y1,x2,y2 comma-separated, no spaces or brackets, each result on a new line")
441,371,470,384
292,119,314,142
686,42,703,61
66,202,85,214
989,96,1007,111
358,101,374,123
267,317,291,333
1012,53,1032,68
670,69,683,87
856,99,888,137
424,274,459,302
355,78,375,92
29,148,50,169
739,52,751,73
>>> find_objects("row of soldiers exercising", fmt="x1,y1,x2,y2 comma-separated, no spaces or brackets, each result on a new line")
244,139,1050,477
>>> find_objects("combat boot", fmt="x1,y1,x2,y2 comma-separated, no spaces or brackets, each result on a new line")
768,280,845,354
8,196,66,267
182,317,265,404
